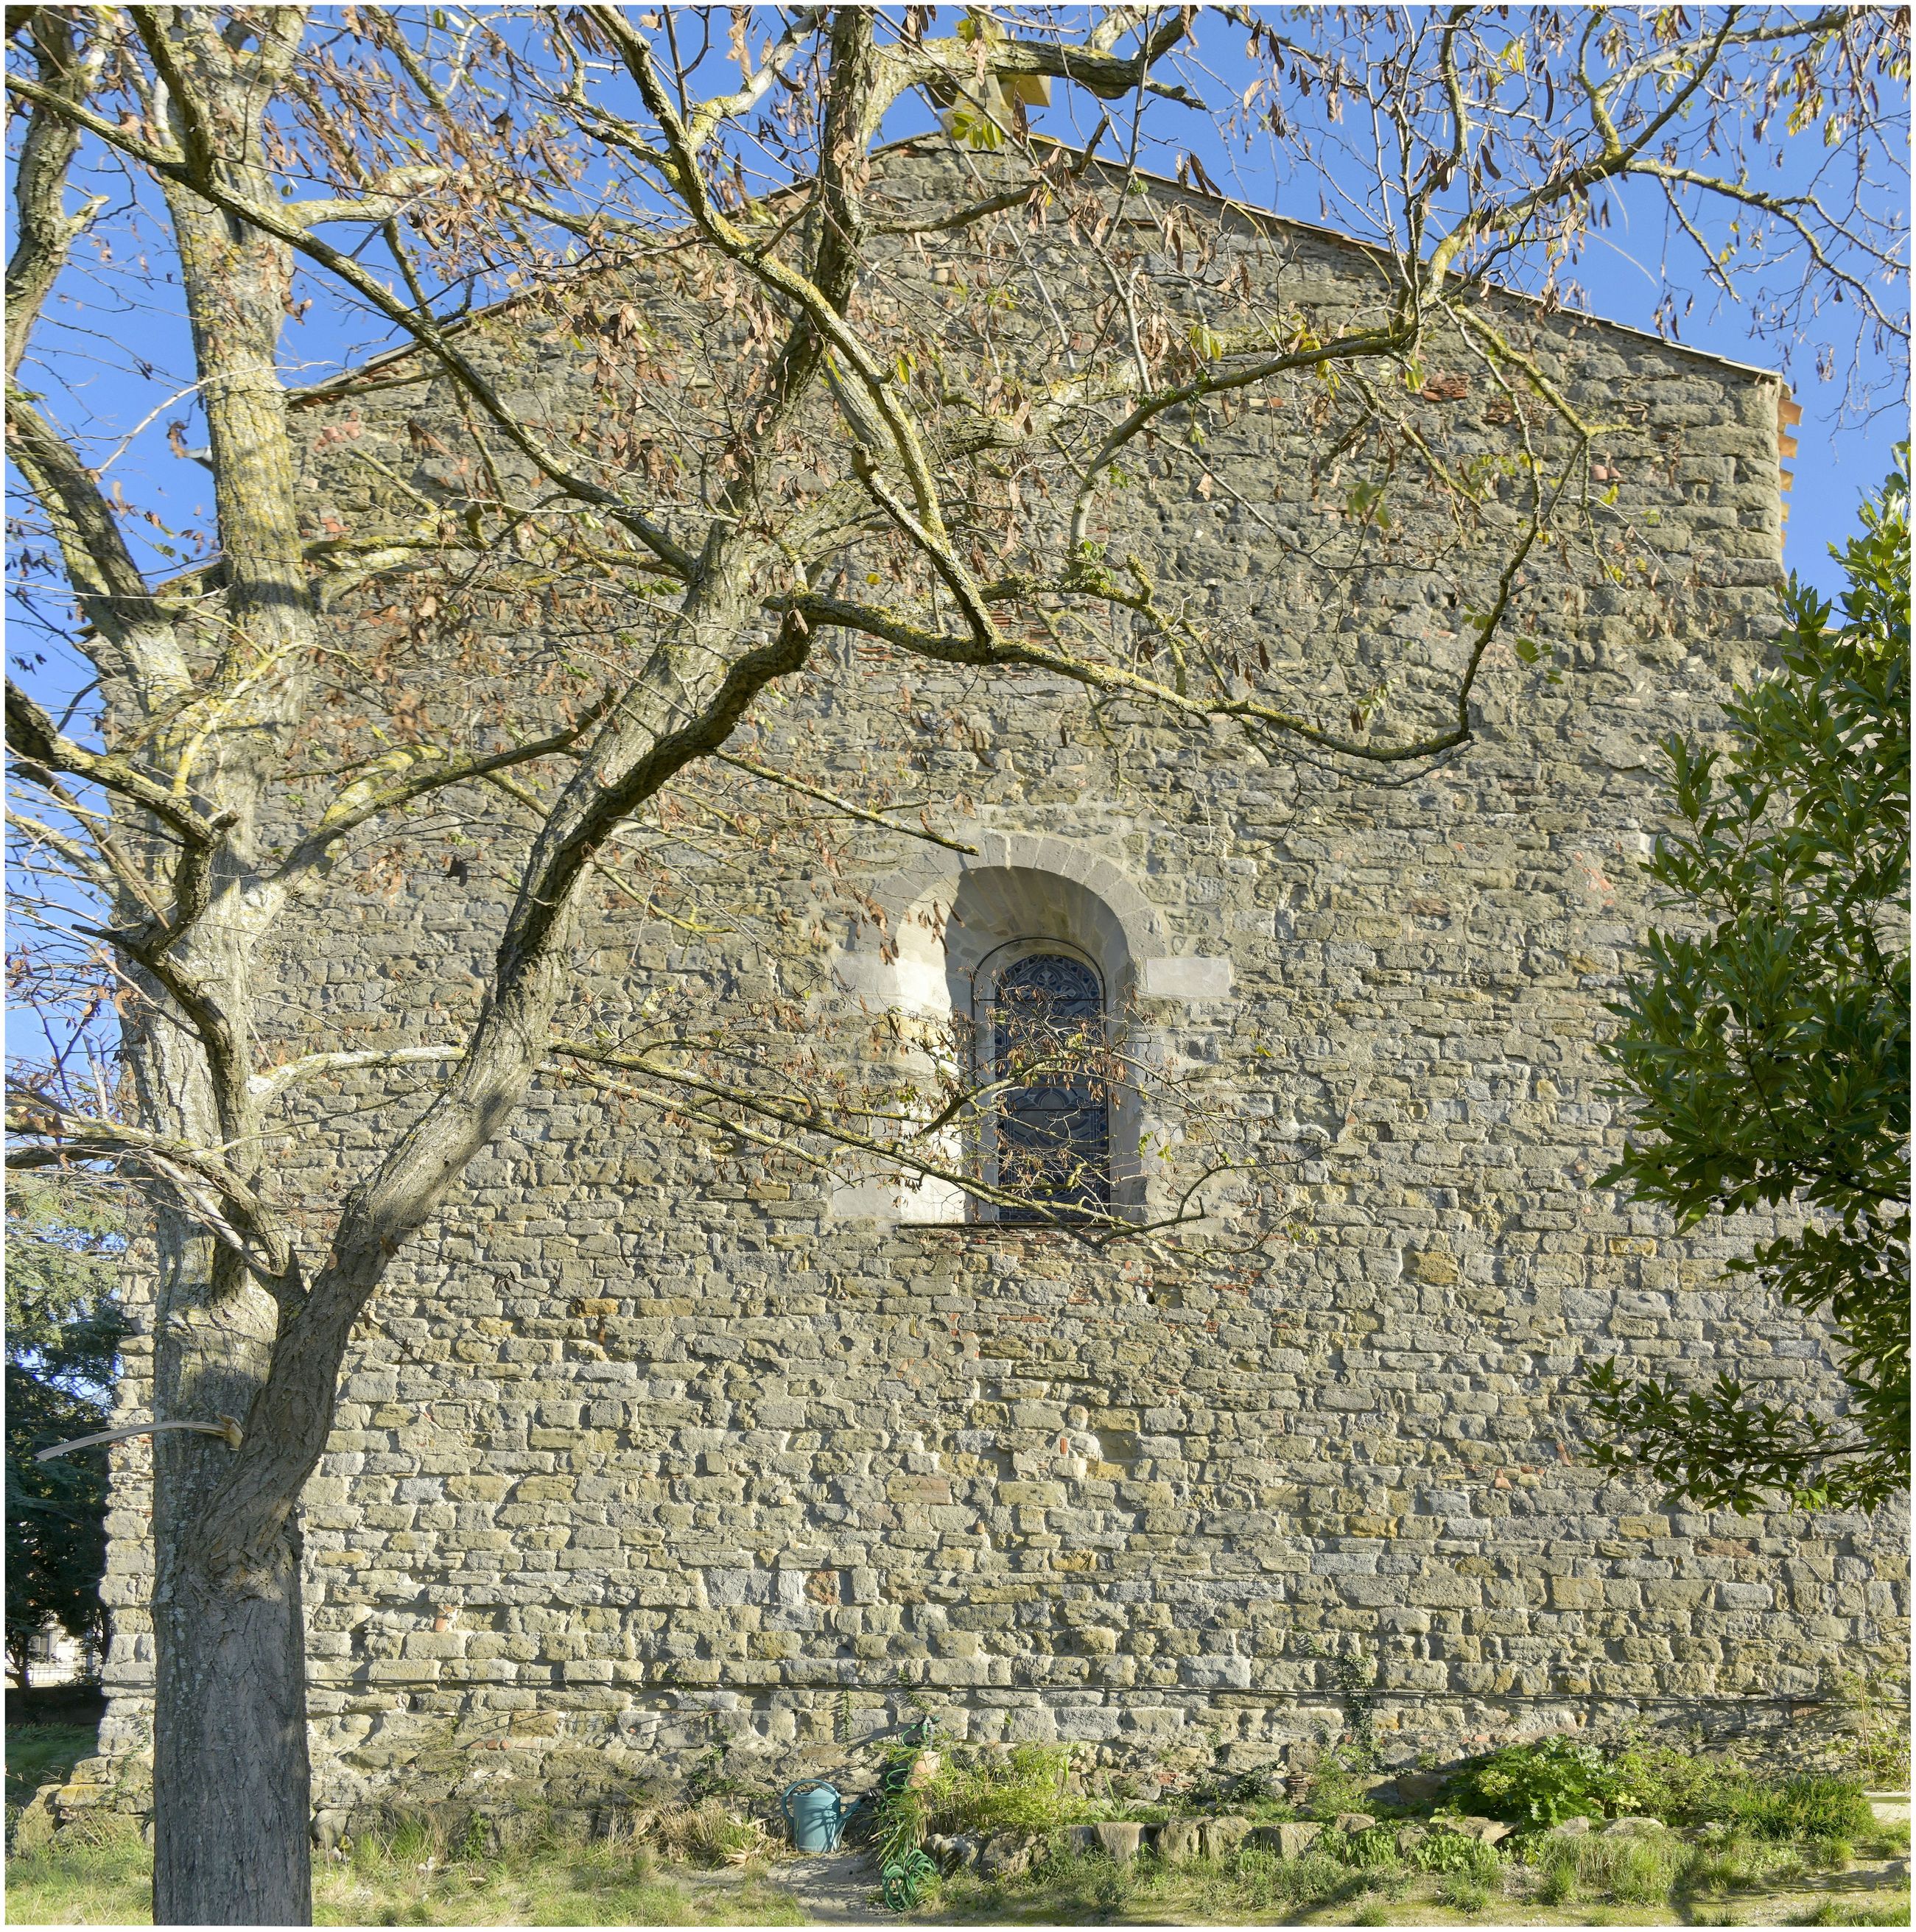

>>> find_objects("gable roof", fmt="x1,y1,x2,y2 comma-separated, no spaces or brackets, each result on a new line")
289,129,1783,413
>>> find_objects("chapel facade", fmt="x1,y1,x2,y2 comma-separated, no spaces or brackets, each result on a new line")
76,146,1908,1835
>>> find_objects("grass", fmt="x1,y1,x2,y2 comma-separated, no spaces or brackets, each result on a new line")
1787,1900,1916,1928
315,1823,805,1928
7,1816,155,1928
922,1801,1909,1927
8,1818,1910,1927
925,1813,1500,1925
8,1728,1906,1927
4,1812,810,1928
929,1839,1420,1923
646,1796,771,1867
5,1725,98,1817
1532,1826,1690,1908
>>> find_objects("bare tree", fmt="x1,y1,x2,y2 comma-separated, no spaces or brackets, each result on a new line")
5,6,1906,1921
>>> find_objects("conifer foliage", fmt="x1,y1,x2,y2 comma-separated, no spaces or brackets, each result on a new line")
4,1176,126,1682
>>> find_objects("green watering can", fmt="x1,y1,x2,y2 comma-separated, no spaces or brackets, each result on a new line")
781,1779,845,1852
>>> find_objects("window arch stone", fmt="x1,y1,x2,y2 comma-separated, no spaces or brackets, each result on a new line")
829,832,1227,1226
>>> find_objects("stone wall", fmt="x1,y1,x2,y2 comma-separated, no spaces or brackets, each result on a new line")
80,147,1906,1835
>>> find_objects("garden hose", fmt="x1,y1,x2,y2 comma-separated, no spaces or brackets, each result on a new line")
880,1847,936,1911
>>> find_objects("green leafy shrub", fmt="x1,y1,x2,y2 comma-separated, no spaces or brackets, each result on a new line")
6,1176,127,1685
1584,455,1910,1515
1606,1743,1756,1825
1408,1830,1501,1883
918,1743,1089,1839
1607,1743,1877,1851
1451,1735,1630,1825
1301,1750,1378,1822
1344,1824,1403,1868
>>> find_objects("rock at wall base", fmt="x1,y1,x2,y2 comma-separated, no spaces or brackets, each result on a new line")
927,1832,980,1872
1065,1822,1145,1863
1096,1821,1146,1863
1448,1816,1515,1845
980,1831,1036,1878
1153,1819,1204,1863
1246,1821,1324,1860
1392,1770,1452,1808
10,1788,58,1855
312,1808,351,1854
1201,1815,1252,1860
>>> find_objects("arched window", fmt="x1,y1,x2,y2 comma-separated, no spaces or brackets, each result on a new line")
987,950,1111,1221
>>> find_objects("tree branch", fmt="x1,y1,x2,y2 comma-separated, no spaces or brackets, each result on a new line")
7,678,227,846
270,694,618,888
5,7,106,382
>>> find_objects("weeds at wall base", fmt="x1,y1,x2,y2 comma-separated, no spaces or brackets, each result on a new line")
4,1813,810,1929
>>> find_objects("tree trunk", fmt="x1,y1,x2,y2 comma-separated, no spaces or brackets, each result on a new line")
152,1531,311,1925
127,14,321,1919
135,995,306,1922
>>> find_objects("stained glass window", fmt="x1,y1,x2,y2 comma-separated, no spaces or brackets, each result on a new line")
990,952,1110,1221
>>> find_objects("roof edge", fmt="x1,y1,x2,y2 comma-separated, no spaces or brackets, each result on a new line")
287,127,1783,410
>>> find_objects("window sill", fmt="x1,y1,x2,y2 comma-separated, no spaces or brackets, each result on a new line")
894,1217,1116,1235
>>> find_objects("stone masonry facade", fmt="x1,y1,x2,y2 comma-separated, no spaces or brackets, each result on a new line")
76,147,1906,1835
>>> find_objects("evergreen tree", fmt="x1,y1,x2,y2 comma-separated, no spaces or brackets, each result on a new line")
5,1175,126,1682
1585,457,1910,1514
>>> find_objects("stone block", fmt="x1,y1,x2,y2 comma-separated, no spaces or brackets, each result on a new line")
1137,956,1232,1000
1390,1769,1451,1808
1448,1817,1515,1845
1201,1815,1252,1860
1152,1819,1205,1863
1067,1821,1145,1863
980,1832,1037,1878
11,1787,58,1854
